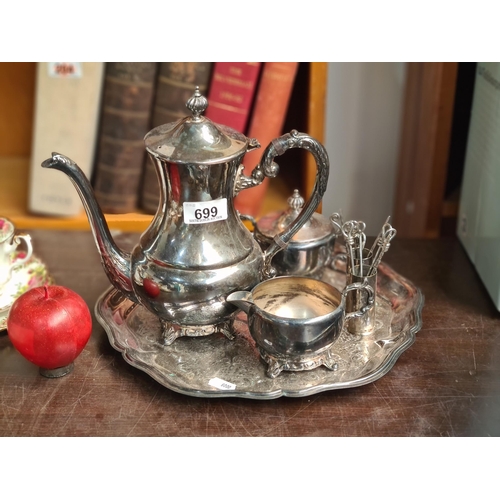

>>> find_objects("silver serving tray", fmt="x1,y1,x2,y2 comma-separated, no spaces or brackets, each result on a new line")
94,256,424,399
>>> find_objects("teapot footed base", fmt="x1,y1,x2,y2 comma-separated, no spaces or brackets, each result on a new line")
160,316,236,346
259,345,340,379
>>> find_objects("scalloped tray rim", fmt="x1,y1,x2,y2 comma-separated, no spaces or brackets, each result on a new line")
95,281,424,400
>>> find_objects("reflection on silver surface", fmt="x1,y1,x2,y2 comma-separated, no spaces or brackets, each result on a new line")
227,276,373,378
252,189,337,277
41,90,330,340
94,247,424,399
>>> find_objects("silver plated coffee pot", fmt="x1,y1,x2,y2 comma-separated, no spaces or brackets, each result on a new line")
41,88,329,344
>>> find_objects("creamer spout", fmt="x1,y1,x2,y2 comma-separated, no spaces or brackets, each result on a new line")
226,291,254,314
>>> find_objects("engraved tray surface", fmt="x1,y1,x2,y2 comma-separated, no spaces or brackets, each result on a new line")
94,257,424,399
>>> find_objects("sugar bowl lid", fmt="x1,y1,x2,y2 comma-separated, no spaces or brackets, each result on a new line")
144,87,253,164
255,189,336,249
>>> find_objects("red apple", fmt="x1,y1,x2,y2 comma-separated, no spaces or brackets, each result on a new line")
7,285,92,371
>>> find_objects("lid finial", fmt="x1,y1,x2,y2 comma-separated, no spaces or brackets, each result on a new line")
186,86,208,119
287,189,305,211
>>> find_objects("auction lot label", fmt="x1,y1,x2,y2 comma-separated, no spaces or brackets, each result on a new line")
183,199,228,224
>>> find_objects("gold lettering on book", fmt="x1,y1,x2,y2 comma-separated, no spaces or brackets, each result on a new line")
219,91,244,104
213,73,253,90
228,66,243,77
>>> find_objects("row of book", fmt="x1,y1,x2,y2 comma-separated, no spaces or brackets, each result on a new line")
28,62,299,219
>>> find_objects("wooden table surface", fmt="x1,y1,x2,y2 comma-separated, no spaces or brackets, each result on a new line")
1,229,500,437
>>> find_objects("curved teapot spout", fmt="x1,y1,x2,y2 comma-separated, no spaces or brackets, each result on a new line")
41,153,135,301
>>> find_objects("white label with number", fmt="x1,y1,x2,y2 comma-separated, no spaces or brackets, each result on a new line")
209,377,236,391
47,62,82,78
183,199,228,225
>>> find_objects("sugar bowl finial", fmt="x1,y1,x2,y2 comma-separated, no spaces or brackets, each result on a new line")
287,189,305,212
186,86,208,119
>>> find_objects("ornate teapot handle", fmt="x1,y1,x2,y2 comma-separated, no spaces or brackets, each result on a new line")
250,129,330,279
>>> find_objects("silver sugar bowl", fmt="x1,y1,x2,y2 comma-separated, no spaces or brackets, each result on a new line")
248,189,338,277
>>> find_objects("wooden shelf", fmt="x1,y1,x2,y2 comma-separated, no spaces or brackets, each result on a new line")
0,156,153,231
393,62,462,238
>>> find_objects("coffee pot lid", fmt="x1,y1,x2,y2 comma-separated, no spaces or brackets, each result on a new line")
255,189,336,248
144,87,252,164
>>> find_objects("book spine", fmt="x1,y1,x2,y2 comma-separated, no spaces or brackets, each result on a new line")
92,62,158,214
205,62,262,132
234,62,299,217
140,62,213,214
28,62,105,216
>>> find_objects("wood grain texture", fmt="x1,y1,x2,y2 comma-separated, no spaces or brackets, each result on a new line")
304,62,327,203
0,62,36,157
1,230,500,436
393,62,458,238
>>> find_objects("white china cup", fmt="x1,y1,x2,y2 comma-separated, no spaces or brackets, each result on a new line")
0,217,33,289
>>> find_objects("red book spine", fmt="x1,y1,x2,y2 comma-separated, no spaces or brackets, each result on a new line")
205,62,262,132
234,62,299,216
